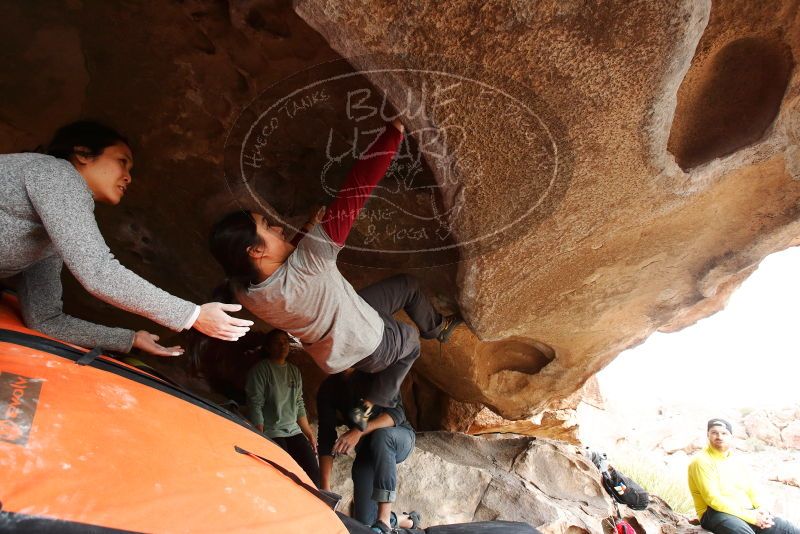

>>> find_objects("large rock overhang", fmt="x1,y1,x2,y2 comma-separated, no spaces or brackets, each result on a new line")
1,1,798,422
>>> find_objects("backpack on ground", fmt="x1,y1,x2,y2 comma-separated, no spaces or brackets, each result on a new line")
601,467,649,511
585,448,649,511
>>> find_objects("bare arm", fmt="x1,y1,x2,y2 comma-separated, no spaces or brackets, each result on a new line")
363,412,397,435
297,416,316,453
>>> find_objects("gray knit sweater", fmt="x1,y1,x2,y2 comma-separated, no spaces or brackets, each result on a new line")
0,152,198,351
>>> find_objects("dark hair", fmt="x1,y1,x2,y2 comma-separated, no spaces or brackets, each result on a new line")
209,211,263,292
263,329,289,360
265,329,288,345
46,120,129,161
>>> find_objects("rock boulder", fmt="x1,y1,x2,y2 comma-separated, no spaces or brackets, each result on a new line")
328,432,699,533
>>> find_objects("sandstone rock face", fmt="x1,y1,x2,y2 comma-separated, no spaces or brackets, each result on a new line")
422,376,606,443
294,0,800,419
467,407,580,444
328,432,698,533
1,2,799,425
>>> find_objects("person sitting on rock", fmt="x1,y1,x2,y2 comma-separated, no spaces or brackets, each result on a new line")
245,329,319,486
0,120,252,356
316,369,420,533
209,118,462,429
688,418,799,534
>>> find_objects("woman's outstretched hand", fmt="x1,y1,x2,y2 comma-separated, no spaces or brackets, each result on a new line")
193,302,253,341
133,330,184,357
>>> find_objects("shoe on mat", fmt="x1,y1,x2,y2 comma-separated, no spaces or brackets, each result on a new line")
371,519,394,533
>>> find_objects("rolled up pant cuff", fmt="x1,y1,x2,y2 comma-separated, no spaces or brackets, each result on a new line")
371,488,396,502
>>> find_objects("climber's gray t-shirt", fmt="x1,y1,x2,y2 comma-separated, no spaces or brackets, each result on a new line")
237,225,384,373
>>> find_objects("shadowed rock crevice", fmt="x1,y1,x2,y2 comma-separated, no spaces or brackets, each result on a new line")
414,328,560,418
668,36,794,170
480,338,555,377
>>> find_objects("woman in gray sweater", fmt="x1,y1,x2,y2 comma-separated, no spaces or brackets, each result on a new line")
0,121,252,355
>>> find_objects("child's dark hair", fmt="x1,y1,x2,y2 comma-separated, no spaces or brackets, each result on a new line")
265,329,288,345
209,211,263,298
46,120,129,160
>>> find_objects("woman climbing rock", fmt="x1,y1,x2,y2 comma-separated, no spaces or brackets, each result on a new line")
209,118,462,428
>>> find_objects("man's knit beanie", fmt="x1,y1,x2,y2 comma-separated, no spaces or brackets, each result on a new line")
707,418,732,433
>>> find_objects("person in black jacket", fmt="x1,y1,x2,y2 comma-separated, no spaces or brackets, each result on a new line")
317,370,419,533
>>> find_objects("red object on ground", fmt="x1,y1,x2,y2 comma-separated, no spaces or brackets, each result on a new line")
616,520,636,534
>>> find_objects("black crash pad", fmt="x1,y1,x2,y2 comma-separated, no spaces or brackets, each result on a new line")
337,512,541,534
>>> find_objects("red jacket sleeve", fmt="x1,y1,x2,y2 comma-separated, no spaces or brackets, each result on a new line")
322,124,403,246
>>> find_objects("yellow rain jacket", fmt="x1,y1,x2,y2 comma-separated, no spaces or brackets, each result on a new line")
688,445,761,524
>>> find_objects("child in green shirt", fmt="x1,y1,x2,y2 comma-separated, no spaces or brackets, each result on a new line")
245,329,319,486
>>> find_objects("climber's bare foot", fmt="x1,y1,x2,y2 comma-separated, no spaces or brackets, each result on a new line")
397,513,413,529
397,511,421,529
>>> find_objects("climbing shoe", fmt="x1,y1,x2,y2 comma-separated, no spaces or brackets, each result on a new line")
437,314,463,343
348,399,373,431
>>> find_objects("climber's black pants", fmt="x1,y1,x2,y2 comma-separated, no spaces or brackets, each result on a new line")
702,508,800,534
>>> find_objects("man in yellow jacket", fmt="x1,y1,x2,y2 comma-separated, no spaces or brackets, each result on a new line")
688,418,798,534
